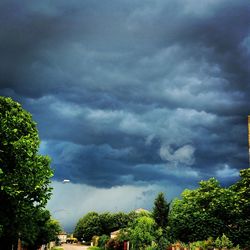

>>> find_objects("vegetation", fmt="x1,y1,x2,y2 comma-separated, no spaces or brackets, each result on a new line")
152,192,170,229
129,215,155,250
169,168,250,248
74,211,133,242
89,247,102,250
51,247,64,250
152,192,170,249
0,97,55,249
74,168,250,250
22,209,61,249
5,97,249,249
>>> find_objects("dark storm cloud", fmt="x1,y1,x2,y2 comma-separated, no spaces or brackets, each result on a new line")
1,0,250,189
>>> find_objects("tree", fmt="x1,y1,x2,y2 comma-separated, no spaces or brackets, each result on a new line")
22,209,61,250
111,212,131,231
152,192,170,229
74,211,131,242
169,178,236,243
152,192,170,249
229,168,250,247
0,97,53,249
129,215,156,250
74,212,102,242
168,168,250,248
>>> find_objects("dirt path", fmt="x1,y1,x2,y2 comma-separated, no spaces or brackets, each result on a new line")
61,243,90,250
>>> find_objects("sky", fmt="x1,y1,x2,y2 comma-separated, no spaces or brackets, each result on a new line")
0,0,250,232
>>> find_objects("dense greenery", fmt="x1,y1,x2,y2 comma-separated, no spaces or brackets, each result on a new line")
74,168,250,249
152,192,170,230
22,209,61,249
169,168,250,248
152,192,170,249
74,211,135,242
0,97,55,249
129,215,155,250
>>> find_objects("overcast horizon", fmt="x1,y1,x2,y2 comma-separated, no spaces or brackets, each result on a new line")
1,0,250,232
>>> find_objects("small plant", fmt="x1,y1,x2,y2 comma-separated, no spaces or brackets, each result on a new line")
215,234,233,249
203,237,215,250
231,245,240,250
180,242,189,249
190,240,205,250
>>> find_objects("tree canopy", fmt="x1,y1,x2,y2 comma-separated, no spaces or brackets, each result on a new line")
0,97,54,249
129,215,155,250
74,211,133,242
73,169,250,249
152,192,170,230
169,169,250,248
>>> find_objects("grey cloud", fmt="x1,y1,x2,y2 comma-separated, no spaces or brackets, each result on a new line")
0,0,249,191
159,144,196,166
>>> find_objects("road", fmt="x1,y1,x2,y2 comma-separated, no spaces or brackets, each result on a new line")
61,243,90,250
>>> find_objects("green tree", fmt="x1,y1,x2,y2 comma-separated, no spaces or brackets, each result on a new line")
152,192,170,250
74,212,102,242
129,215,155,250
111,212,130,231
22,209,61,250
169,178,236,243
229,168,250,247
0,97,53,249
152,192,170,229
74,211,131,242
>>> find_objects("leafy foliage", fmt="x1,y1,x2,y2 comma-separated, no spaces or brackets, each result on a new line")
0,97,53,249
98,234,110,249
74,212,101,242
215,234,233,249
129,215,156,250
152,192,170,249
152,192,170,229
229,168,250,247
169,169,250,248
106,238,123,250
22,209,61,249
74,211,132,242
74,168,250,249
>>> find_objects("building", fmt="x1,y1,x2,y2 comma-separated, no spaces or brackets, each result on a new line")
58,232,67,244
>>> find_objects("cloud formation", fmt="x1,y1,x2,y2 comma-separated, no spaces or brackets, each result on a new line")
0,0,249,230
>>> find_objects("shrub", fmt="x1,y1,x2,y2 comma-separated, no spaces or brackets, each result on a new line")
98,234,110,248
106,238,122,250
215,234,233,249
190,240,205,250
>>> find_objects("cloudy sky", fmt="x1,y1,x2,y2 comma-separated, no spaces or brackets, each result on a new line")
1,0,250,232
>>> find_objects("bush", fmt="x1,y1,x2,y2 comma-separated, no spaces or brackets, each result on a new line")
106,238,122,250
215,234,233,249
98,234,110,248
190,240,205,250
188,235,235,250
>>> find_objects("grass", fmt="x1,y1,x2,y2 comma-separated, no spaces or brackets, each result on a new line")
51,247,64,250
89,247,102,250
